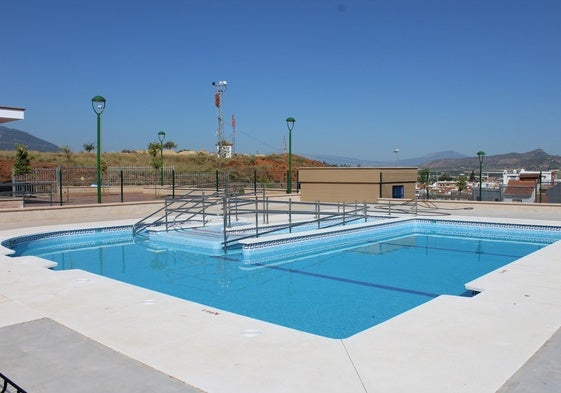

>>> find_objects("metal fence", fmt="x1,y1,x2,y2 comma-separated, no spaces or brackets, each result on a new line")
423,183,556,203
12,166,175,187
7,166,284,206
11,166,281,187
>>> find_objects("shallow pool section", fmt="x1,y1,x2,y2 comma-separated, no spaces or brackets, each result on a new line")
4,220,561,338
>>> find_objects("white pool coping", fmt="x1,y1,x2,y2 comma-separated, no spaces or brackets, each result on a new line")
2,215,561,392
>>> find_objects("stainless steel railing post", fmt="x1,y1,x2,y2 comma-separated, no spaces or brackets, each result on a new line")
255,195,259,237
288,198,292,233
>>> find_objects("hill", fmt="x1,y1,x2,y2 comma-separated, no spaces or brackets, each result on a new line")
0,150,326,183
419,149,561,173
0,126,59,152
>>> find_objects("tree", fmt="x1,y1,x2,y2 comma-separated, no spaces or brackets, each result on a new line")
83,142,95,153
469,170,475,182
456,175,468,198
100,158,108,175
147,139,177,169
438,172,453,181
418,168,432,200
418,168,430,184
163,141,177,150
147,142,162,170
13,144,32,176
59,145,72,163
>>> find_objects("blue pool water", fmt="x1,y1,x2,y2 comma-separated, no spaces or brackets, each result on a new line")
5,220,561,338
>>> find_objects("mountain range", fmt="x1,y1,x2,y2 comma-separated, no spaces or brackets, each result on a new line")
307,150,561,173
305,151,469,167
1,127,560,172
419,149,561,173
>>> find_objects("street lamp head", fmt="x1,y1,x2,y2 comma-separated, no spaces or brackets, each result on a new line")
477,150,485,163
91,96,106,115
91,95,106,204
286,117,296,131
158,131,166,143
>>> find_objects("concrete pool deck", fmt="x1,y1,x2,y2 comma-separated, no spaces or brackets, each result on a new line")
1,201,561,392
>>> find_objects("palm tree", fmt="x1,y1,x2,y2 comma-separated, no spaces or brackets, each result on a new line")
457,175,468,198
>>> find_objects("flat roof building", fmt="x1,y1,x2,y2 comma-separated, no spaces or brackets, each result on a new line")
0,106,25,124
298,167,418,203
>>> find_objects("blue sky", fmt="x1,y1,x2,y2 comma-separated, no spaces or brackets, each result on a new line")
2,0,560,161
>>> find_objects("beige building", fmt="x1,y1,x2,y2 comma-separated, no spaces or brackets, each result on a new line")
298,167,418,203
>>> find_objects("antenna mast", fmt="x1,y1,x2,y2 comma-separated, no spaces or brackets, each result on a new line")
212,81,228,158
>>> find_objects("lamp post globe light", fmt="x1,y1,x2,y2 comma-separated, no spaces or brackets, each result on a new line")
285,117,296,194
158,131,166,186
91,96,106,204
477,150,485,201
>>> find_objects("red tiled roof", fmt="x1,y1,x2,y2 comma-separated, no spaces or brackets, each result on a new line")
504,180,535,197
519,173,540,180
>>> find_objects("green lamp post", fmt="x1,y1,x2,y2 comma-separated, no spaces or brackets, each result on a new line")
158,131,166,186
92,96,106,204
539,167,543,203
286,117,296,194
477,150,485,201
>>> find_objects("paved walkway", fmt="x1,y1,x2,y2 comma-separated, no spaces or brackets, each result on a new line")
0,318,203,393
498,327,561,392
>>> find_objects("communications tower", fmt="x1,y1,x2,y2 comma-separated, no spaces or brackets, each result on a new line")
231,113,237,155
212,81,229,158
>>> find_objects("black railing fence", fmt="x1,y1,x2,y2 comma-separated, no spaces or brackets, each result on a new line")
6,166,284,206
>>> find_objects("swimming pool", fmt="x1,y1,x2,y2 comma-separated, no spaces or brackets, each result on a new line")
4,219,561,338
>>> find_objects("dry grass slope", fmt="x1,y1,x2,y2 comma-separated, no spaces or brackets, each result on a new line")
0,150,326,183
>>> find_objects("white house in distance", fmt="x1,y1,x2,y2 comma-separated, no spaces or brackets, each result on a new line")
501,169,558,203
502,169,556,186
0,106,25,124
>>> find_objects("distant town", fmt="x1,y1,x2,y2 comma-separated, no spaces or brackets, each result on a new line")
417,168,559,203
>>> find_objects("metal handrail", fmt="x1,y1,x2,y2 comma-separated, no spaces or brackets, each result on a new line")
132,188,225,235
133,193,454,250
220,198,374,249
221,212,368,249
